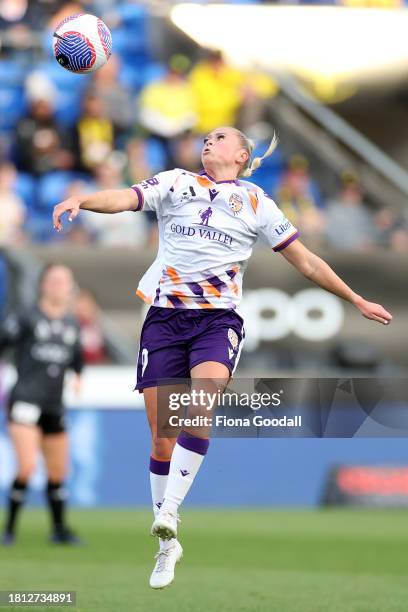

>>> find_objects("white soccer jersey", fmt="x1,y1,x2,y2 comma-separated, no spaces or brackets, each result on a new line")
131,169,299,310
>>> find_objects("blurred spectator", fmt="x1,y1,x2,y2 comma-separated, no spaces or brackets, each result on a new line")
0,0,38,53
92,54,134,135
47,2,85,30
62,179,95,245
171,133,202,173
0,162,26,247
75,91,115,171
75,288,109,364
275,155,324,245
237,71,279,134
324,173,377,251
15,73,75,175
374,208,408,252
138,55,196,167
125,137,153,185
189,50,244,135
81,156,148,246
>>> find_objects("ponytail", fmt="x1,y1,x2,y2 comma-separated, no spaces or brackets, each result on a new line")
238,131,279,178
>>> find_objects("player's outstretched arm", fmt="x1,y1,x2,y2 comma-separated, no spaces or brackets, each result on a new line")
280,240,393,325
53,188,138,232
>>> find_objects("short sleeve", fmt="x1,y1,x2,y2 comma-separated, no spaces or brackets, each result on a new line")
131,169,181,213
257,190,300,251
0,311,26,351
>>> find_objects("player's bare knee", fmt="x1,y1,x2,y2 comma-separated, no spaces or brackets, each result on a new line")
151,436,175,460
17,462,36,482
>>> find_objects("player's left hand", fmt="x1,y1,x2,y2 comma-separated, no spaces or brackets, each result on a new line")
354,297,393,325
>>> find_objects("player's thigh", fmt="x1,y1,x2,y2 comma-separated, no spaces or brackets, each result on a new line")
41,432,69,481
189,311,245,379
8,422,41,478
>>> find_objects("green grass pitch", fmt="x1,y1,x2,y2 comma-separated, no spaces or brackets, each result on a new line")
1,509,408,612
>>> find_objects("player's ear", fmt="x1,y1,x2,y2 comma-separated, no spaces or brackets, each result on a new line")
237,148,249,165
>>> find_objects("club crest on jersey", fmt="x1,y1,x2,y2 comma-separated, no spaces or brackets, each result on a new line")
228,328,239,349
229,193,243,215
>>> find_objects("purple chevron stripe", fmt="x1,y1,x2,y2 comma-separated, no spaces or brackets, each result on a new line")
168,295,187,308
205,274,228,292
186,281,204,297
193,296,213,305
226,268,238,280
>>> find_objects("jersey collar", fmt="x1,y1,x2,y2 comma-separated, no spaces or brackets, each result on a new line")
200,171,241,186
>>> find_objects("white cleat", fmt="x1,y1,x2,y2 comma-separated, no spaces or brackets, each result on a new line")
151,508,179,540
149,540,183,589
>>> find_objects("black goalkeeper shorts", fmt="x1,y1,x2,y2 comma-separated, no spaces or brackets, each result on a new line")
7,400,66,435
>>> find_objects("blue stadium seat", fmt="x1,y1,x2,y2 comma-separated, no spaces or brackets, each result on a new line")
111,27,148,59
37,171,75,211
14,173,36,210
55,89,83,126
142,62,167,86
0,256,8,319
0,87,27,129
115,3,148,26
0,61,27,87
146,139,167,172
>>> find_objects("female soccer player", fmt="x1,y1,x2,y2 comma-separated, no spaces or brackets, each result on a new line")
53,126,392,588
1,264,83,545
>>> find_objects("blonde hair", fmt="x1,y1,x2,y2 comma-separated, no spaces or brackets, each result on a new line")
236,129,278,178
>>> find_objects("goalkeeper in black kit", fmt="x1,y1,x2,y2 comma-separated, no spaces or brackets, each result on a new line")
1,264,84,545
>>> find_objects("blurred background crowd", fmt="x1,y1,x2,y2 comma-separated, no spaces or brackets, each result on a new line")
1,0,408,253
0,0,407,374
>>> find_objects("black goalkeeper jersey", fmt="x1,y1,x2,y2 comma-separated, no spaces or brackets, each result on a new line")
0,306,83,410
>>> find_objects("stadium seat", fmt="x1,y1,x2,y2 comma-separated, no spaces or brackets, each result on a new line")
0,87,27,129
146,139,167,172
14,173,36,210
0,60,27,87
37,171,76,211
55,89,84,126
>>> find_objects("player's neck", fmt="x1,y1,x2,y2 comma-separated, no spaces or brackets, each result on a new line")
202,165,238,183
39,298,69,320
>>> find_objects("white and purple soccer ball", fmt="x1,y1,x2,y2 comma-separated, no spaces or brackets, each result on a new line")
53,13,112,74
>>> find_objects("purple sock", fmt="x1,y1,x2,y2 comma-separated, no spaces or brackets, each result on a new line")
150,456,170,475
177,430,209,456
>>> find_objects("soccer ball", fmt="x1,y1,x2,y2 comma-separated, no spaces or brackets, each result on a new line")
53,13,112,74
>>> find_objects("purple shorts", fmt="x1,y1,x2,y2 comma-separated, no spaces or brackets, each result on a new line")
135,306,245,391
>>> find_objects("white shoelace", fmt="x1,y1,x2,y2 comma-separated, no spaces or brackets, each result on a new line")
154,548,173,572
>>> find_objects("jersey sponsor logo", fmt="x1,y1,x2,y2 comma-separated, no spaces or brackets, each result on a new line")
31,343,70,364
35,320,52,340
229,193,244,215
180,469,190,477
170,222,233,246
275,218,292,236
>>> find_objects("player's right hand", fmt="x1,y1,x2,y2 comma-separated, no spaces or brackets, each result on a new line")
53,197,81,232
